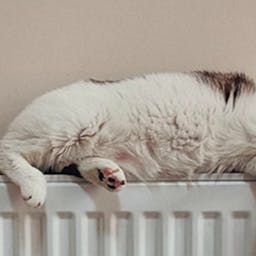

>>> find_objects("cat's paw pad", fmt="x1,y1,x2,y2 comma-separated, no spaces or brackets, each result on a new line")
20,173,47,208
97,168,126,191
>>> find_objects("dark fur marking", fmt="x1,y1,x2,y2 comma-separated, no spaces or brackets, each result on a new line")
98,169,105,182
89,78,120,84
193,71,256,106
91,72,256,107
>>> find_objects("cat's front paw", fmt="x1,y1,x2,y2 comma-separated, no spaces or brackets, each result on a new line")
97,167,126,191
20,172,47,208
78,157,127,191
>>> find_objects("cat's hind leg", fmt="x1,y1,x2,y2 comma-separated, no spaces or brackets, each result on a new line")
0,151,47,207
77,157,126,191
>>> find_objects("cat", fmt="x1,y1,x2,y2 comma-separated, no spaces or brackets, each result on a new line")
1,71,256,207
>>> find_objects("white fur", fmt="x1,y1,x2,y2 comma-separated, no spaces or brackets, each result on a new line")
1,72,256,206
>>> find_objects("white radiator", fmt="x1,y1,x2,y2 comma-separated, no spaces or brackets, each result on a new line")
0,174,255,256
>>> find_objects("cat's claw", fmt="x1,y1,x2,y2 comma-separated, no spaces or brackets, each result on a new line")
97,168,126,191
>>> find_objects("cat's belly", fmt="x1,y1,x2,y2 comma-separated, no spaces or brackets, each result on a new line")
44,97,221,175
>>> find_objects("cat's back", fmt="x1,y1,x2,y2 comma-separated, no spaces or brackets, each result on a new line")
5,80,114,136
5,71,256,138
5,73,205,131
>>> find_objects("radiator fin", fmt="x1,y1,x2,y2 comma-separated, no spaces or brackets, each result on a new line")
0,213,17,256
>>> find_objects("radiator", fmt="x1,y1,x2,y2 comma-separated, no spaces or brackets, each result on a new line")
0,174,255,256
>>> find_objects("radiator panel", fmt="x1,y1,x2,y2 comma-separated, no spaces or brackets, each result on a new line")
0,175,255,256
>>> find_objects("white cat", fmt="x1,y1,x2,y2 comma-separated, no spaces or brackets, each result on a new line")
1,71,256,207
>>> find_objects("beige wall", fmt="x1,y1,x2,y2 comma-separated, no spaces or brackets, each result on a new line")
0,0,256,137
